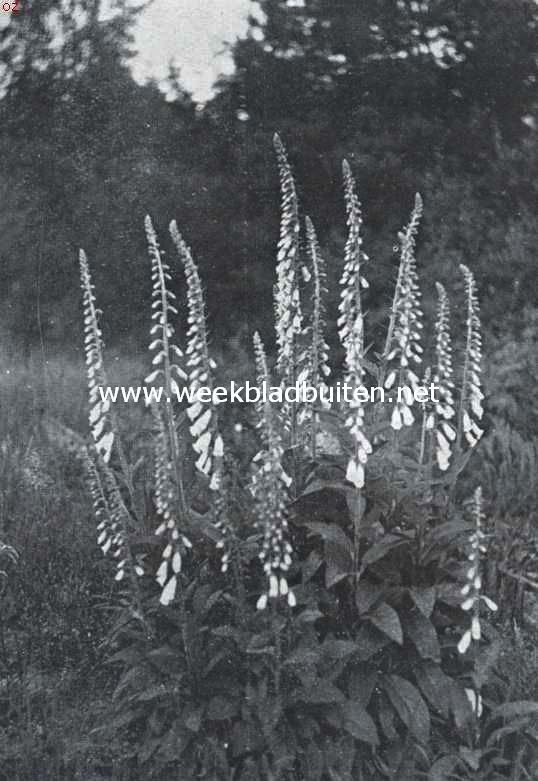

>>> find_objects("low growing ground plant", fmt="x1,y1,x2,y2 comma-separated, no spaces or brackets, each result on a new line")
67,136,538,779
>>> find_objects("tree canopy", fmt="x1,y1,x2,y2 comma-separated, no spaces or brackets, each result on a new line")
0,0,535,354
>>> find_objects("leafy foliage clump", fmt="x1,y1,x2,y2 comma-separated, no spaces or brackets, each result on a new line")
75,138,538,780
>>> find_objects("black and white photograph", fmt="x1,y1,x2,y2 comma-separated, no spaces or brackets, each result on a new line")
0,1,537,778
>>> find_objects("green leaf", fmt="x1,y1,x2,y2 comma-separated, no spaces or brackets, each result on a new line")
284,647,320,668
424,520,471,545
354,624,391,660
436,582,464,608
232,723,261,758
324,704,344,730
489,701,538,722
202,588,224,614
361,535,408,569
428,755,461,781
355,581,384,615
348,665,377,708
382,674,431,743
448,683,474,728
459,746,482,771
402,610,441,661
409,586,436,617
304,742,324,781
136,736,162,765
414,662,451,719
135,684,169,703
247,632,274,655
238,759,261,781
296,608,323,623
182,703,204,733
367,602,403,645
473,640,501,689
342,700,379,745
192,583,214,615
321,637,359,663
378,695,399,741
325,539,353,588
486,718,533,746
107,709,140,732
205,648,233,675
206,695,238,720
304,521,353,587
305,522,352,548
212,625,246,645
302,551,323,581
299,679,345,704
146,645,182,674
154,725,190,763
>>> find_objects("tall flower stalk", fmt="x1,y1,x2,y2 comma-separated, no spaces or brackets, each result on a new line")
273,134,303,453
170,220,224,491
336,163,373,580
83,447,149,630
338,161,372,489
80,250,115,465
145,217,191,606
145,217,187,507
457,264,484,452
80,250,136,508
152,405,193,606
338,160,370,353
458,487,498,726
251,332,295,611
383,195,424,430
430,283,456,471
303,216,331,458
458,487,498,655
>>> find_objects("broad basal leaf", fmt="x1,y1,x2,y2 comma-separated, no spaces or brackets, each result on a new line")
325,539,353,588
414,662,451,719
355,581,384,615
382,674,431,743
489,701,538,722
402,610,441,661
299,679,345,704
361,535,408,569
367,602,403,645
409,586,436,618
342,700,379,745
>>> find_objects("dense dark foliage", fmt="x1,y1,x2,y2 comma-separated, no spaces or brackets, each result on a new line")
0,0,536,352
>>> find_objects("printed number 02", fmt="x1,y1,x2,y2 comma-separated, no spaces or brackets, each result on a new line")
2,2,18,11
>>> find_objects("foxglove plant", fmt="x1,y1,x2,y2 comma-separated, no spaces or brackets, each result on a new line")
80,250,114,464
430,282,456,471
383,194,424,431
301,216,331,456
152,406,193,605
337,159,370,352
457,264,484,451
83,448,144,584
144,216,187,398
273,133,303,382
338,161,372,491
145,217,192,605
85,450,122,560
170,220,224,491
458,487,497,655
419,365,433,468
251,332,295,610
273,134,303,455
342,311,372,492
